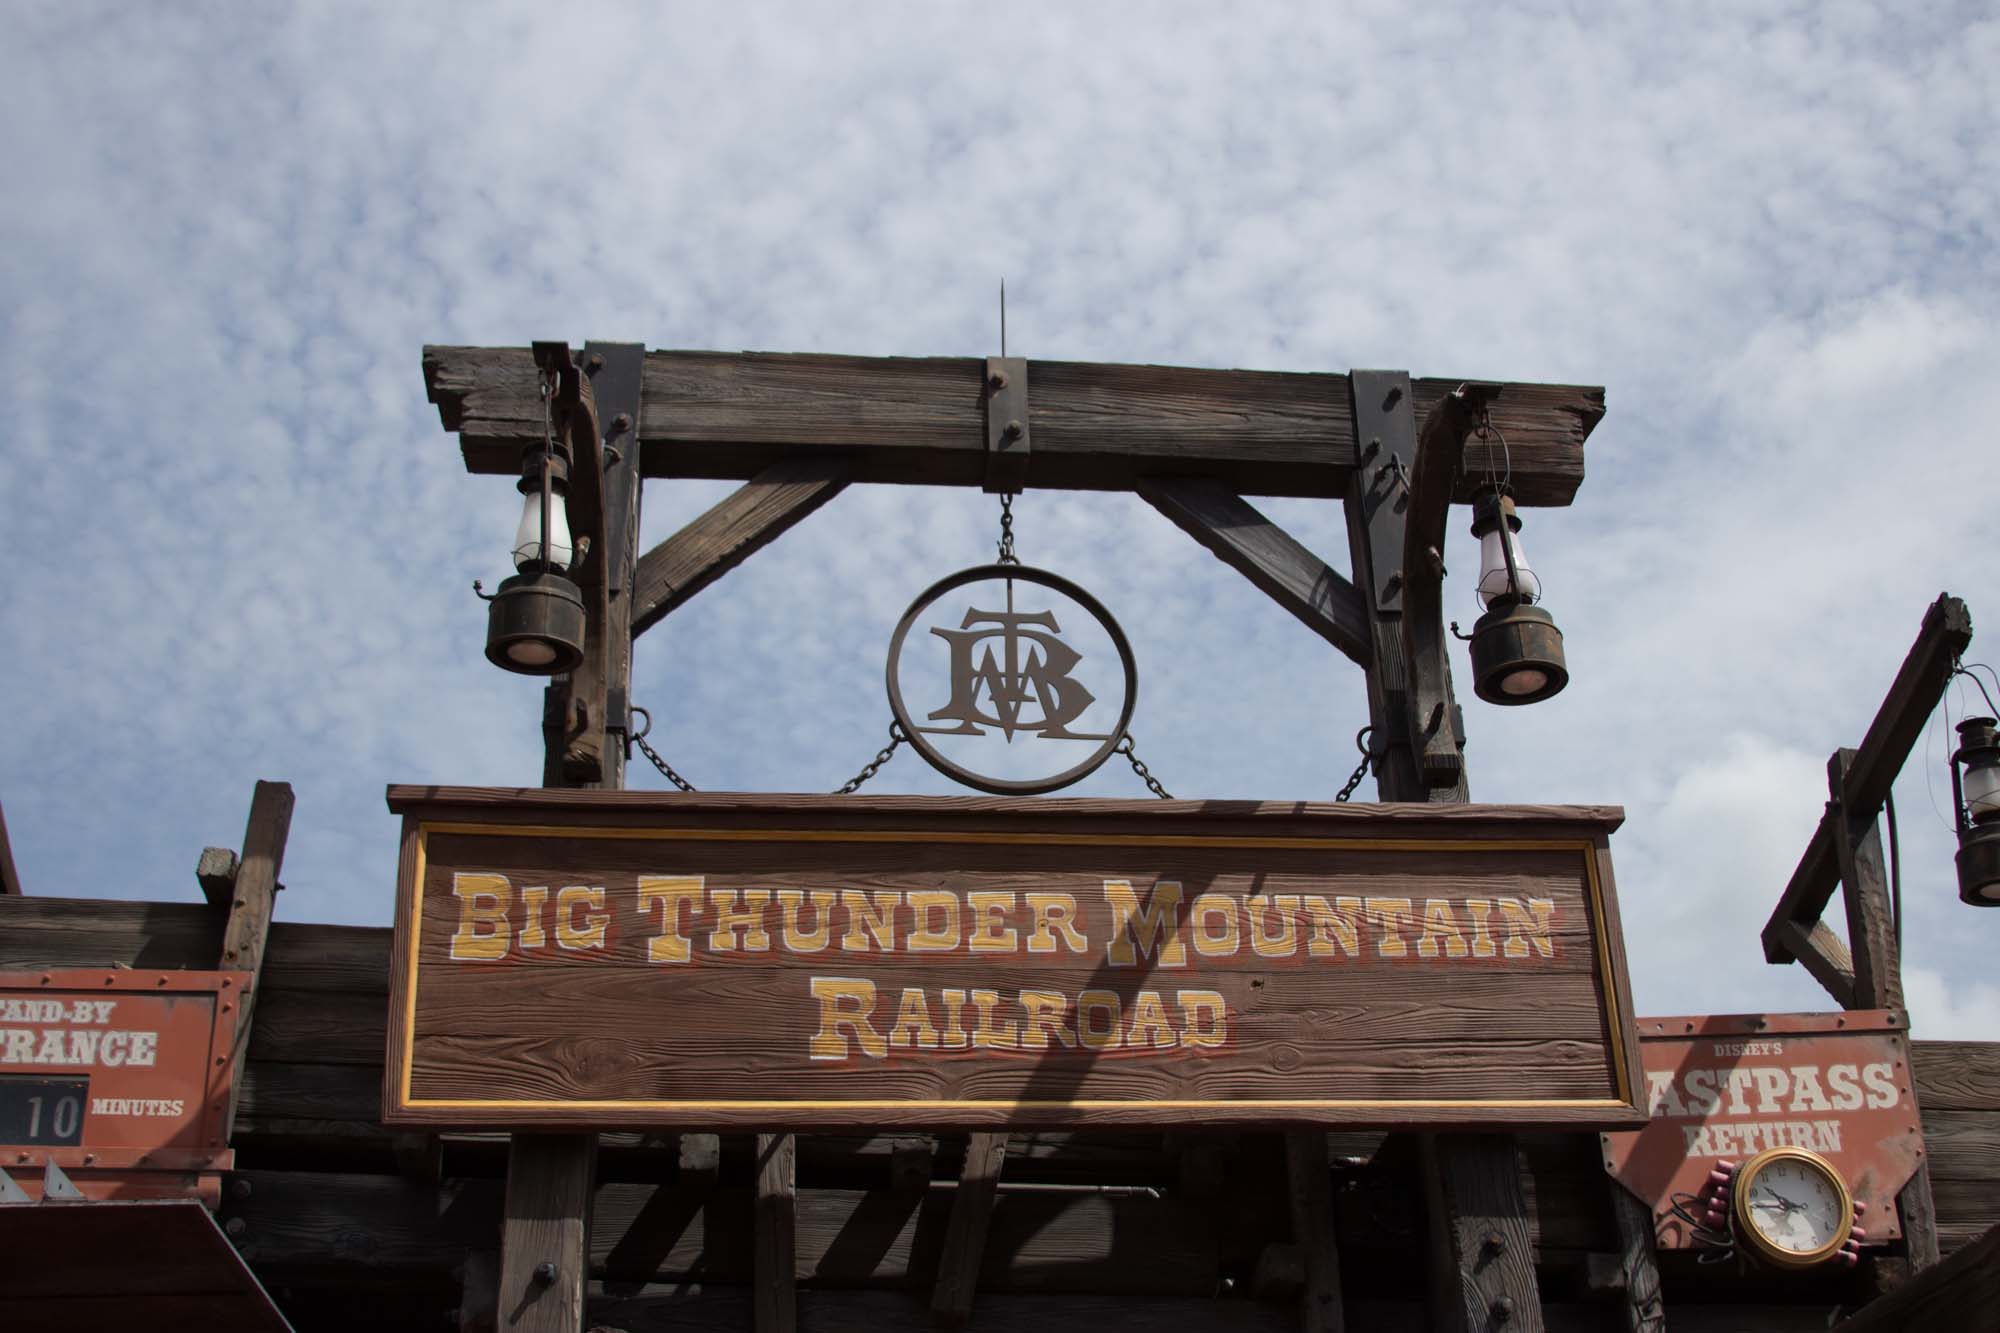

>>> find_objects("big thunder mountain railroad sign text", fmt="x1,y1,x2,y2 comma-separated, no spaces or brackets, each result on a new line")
383,789,1645,1130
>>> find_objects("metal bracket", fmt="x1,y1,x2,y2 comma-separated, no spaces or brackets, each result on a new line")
43,1159,85,1201
1350,371,1418,614
0,1166,29,1204
983,357,1030,494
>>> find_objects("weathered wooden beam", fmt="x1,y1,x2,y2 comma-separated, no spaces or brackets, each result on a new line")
1832,1218,2000,1332
756,1133,797,1333
931,1132,1007,1326
1606,1185,1666,1333
1134,475,1370,668
0,801,22,896
1764,594,1973,962
630,458,850,638
1774,918,1859,1010
195,846,237,909
217,780,293,1142
1285,1130,1345,1332
1422,1135,1543,1333
424,347,1603,506
1398,383,1495,789
498,1135,594,1332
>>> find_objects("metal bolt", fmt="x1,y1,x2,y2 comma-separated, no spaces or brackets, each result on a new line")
533,1261,559,1286
1003,419,1024,441
611,413,632,434
988,371,1008,390
233,1178,253,1199
1491,1296,1515,1324
586,353,604,372
225,1217,247,1237
1481,1230,1506,1257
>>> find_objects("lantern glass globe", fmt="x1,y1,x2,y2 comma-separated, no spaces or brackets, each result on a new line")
512,489,574,571
1965,761,2000,821
1477,526,1541,608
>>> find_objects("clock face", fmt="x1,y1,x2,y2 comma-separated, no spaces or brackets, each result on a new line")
1738,1150,1851,1264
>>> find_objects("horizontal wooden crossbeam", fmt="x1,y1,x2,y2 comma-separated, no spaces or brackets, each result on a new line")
425,347,1604,506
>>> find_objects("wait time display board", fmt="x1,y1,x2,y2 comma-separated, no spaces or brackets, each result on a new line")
383,788,1645,1130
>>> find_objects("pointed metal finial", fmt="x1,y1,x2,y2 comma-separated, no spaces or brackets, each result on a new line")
1000,279,1007,357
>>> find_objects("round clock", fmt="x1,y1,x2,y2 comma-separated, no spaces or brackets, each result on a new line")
1731,1146,1854,1268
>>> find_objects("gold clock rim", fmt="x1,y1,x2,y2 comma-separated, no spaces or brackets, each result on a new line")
1731,1144,1854,1269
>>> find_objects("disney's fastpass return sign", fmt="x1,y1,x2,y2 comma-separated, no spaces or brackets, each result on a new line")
382,788,1645,1130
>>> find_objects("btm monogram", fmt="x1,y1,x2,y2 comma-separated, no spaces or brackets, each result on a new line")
921,607,1110,742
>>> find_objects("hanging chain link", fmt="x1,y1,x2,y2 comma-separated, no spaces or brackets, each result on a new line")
1115,733,1173,800
1335,726,1375,803
996,493,1019,565
629,707,698,792
835,721,907,795
629,707,910,796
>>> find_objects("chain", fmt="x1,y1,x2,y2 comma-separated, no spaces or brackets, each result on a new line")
630,707,698,792
836,721,907,794
1115,733,1173,800
996,493,1019,565
1336,726,1375,803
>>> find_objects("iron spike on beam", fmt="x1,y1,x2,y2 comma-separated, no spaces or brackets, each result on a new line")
983,356,1029,494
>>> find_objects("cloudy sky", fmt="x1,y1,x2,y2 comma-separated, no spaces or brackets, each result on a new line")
4,3,1996,1037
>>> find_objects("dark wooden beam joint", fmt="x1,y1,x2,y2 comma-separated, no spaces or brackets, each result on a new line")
0,802,22,897
1399,384,1500,790
218,780,295,1142
983,356,1029,495
1762,594,1973,964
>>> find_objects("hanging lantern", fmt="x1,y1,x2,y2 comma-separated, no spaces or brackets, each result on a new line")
1951,715,2000,906
1465,487,1567,705
481,380,586,676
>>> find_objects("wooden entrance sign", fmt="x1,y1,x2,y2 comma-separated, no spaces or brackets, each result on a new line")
383,788,1644,1130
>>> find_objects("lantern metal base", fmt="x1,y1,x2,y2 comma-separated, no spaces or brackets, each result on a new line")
485,571,586,676
1469,601,1568,706
1957,821,2000,907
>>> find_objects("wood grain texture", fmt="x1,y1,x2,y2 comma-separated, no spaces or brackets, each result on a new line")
219,780,294,1141
384,796,1636,1129
631,458,849,638
498,1134,594,1332
1831,1218,2000,1333
1913,1042,2000,1109
1285,1128,1345,1332
195,846,237,908
1422,1135,1543,1333
756,1132,797,1333
1134,475,1370,667
931,1131,1006,1324
422,346,1603,506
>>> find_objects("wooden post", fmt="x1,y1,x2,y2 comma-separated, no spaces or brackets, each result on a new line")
0,801,23,896
1285,1130,1345,1333
756,1133,798,1333
217,780,293,1141
497,343,647,1333
931,1131,1008,1326
1345,371,1543,1333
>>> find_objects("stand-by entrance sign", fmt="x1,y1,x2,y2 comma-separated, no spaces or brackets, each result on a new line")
383,788,1643,1129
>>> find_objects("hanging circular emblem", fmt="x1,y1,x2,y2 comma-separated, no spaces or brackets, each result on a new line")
886,564,1137,796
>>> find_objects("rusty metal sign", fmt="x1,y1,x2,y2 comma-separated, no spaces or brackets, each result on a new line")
887,564,1137,795
1599,1011,1923,1248
0,969,247,1201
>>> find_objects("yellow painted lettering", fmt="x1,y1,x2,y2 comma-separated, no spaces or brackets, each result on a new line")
1191,892,1240,958
808,977,885,1059
777,889,836,953
967,891,1020,953
637,876,705,964
1025,892,1088,954
1077,990,1123,1050
840,890,901,952
708,888,772,952
1416,900,1470,959
1463,899,1497,957
1366,897,1416,958
1019,989,1075,1049
555,886,608,951
1249,894,1299,958
1104,879,1187,967
1497,898,1557,959
907,890,961,951
887,987,941,1049
449,873,510,961
938,988,970,1048
969,989,1018,1049
1125,990,1177,1049
1178,990,1228,1050
1303,895,1363,958
518,885,548,948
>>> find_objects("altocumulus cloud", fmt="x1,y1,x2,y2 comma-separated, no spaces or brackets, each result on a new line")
0,1,1995,1036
